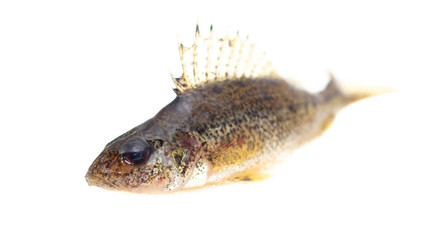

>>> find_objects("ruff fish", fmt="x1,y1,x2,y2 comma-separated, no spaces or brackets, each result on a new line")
85,25,373,193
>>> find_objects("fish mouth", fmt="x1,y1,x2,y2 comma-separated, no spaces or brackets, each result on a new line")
85,172,118,189
85,151,121,189
85,172,160,193
84,172,97,186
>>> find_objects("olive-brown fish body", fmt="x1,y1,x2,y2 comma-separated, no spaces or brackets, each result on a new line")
85,25,369,193
178,78,344,185
85,77,349,192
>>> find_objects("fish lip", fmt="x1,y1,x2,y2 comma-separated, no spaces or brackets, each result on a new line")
84,172,98,186
85,153,118,187
85,172,99,186
85,173,91,186
85,171,118,188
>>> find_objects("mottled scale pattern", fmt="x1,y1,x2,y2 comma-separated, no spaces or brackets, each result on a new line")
85,26,360,193
168,77,336,184
86,75,349,193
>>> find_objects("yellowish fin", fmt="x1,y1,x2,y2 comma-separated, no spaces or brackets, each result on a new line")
172,24,277,94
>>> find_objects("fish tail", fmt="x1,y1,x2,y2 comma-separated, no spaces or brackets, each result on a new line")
322,73,391,105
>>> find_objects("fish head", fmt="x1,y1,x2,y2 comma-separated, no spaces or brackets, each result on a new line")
85,135,193,193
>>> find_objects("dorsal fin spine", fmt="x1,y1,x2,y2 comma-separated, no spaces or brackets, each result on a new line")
193,24,200,86
216,33,228,81
171,25,277,95
178,43,186,89
205,25,213,82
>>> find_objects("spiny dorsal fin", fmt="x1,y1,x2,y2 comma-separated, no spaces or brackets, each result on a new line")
172,25,277,94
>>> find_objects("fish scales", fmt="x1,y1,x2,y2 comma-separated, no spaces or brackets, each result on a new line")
181,78,333,184
85,25,370,193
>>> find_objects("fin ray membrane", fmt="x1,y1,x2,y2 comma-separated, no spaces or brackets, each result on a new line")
173,25,276,94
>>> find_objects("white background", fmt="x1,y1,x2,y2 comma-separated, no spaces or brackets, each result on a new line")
1,1,442,239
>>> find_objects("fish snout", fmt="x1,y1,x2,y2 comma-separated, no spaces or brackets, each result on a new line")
85,170,118,189
85,153,115,188
85,172,95,186
85,173,91,186
85,170,101,187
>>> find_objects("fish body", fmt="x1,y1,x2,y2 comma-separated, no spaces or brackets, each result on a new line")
86,26,368,193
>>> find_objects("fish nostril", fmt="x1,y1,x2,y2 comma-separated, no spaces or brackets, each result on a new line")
104,160,116,170
98,156,107,164
98,157,112,166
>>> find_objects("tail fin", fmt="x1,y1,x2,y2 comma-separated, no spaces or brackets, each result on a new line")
323,73,392,105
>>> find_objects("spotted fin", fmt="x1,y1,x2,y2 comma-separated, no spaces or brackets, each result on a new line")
172,25,277,94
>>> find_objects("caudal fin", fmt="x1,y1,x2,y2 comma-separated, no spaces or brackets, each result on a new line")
323,73,392,105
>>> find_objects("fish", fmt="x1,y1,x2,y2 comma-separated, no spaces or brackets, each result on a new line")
85,25,374,193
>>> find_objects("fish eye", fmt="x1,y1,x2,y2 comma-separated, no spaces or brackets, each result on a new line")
120,137,152,165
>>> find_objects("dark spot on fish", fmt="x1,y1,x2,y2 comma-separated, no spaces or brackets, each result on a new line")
263,95,273,101
212,86,223,93
289,103,297,113
195,126,206,136
236,81,246,87
173,151,185,164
